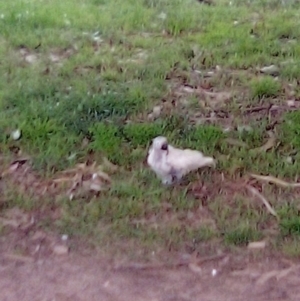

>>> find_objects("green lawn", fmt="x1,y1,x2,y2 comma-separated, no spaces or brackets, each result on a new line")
1,0,300,257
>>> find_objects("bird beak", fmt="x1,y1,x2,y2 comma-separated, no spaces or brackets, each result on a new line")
161,143,168,151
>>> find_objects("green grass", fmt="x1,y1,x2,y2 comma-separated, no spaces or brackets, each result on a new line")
1,0,300,258
250,77,281,99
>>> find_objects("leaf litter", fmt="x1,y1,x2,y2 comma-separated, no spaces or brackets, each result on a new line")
179,84,233,109
0,157,115,260
17,45,76,66
1,157,113,201
0,207,32,230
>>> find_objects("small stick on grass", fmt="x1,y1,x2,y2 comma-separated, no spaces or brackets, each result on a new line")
246,185,277,217
250,174,300,188
256,265,300,285
250,131,276,153
243,104,272,114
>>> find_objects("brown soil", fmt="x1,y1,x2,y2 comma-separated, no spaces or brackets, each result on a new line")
1,228,300,301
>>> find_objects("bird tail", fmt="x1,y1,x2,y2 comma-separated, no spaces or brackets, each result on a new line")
179,151,216,173
198,156,216,168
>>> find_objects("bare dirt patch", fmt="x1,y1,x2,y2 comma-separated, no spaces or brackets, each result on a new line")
1,228,300,301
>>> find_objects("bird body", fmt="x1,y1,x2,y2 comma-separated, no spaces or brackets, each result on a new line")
147,136,215,184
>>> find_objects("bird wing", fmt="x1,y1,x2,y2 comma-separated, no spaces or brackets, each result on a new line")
166,146,214,175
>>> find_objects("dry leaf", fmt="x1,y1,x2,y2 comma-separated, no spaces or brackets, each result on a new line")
2,162,19,176
82,178,107,192
182,86,195,93
260,65,279,76
52,245,69,255
188,263,202,274
1,158,28,177
248,241,266,249
53,161,111,199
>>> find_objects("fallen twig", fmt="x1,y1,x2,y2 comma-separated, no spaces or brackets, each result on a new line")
256,265,300,285
250,131,276,153
250,174,300,188
243,104,272,114
246,185,277,217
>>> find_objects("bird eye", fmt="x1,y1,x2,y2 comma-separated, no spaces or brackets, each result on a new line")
161,143,168,150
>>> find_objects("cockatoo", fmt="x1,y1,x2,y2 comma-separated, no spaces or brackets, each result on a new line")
147,136,216,185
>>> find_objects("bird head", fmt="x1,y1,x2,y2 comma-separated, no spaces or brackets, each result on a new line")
151,136,169,152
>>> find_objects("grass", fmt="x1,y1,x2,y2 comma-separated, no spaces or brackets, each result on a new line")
1,0,300,258
250,76,281,99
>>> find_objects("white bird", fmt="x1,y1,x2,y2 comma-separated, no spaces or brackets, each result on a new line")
147,136,216,185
